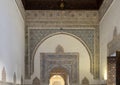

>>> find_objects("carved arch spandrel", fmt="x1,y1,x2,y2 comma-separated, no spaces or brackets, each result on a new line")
26,30,98,79
31,32,93,75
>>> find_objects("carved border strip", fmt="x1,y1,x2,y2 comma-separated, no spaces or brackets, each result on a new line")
26,10,99,27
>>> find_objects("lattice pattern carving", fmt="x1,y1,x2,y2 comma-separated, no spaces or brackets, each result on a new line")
116,51,120,85
107,57,116,85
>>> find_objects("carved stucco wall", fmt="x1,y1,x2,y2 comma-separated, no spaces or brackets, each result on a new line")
32,34,99,85
26,10,99,27
25,10,100,83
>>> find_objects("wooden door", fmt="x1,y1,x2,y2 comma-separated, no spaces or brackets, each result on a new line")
116,51,120,85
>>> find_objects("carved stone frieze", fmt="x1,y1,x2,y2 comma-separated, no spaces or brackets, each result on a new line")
26,10,99,27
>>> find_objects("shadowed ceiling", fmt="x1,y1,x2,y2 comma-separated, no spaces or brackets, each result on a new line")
22,0,104,10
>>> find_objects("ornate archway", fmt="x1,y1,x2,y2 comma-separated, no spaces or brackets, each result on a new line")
32,32,93,78
49,67,68,85
40,45,79,85
25,29,100,80
49,75,65,85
